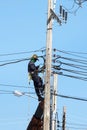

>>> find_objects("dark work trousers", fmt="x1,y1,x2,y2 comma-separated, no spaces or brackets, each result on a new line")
32,74,44,101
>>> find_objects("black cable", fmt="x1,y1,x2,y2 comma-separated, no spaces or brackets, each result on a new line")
60,67,87,76
56,55,87,65
53,53,87,81
0,47,46,57
57,49,87,55
53,64,87,76
0,57,30,63
54,93,87,102
54,49,87,59
74,0,87,5
0,83,32,89
0,83,44,91
0,54,45,67
55,60,87,71
66,122,87,127
66,125,87,130
0,58,30,67
59,0,80,14
0,90,35,94
54,71,87,81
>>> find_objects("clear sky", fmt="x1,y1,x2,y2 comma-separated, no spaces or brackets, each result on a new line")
0,0,87,130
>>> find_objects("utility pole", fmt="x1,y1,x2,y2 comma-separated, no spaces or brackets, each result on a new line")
43,0,68,130
43,0,53,130
62,106,66,130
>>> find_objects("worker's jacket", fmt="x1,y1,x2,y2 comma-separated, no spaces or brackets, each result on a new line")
28,60,39,78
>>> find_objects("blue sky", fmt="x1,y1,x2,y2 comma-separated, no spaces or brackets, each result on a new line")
0,0,87,130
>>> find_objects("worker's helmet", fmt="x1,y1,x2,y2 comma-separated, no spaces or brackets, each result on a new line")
31,54,38,61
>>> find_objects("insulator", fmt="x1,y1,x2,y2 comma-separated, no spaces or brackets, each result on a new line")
53,48,56,52
53,54,56,57
59,5,62,16
52,59,56,63
63,9,65,20
65,12,68,23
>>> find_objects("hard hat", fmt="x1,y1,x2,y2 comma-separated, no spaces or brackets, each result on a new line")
31,54,38,60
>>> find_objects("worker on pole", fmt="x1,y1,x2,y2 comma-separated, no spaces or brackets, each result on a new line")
28,54,44,101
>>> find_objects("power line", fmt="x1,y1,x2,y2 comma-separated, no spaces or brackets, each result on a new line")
0,54,45,67
0,47,46,57
59,0,87,15
0,83,30,89
0,83,45,91
55,93,87,102
66,122,87,127
0,90,38,100
0,57,29,63
0,90,35,95
55,71,87,81
66,125,87,130
54,49,87,59
74,0,87,5
0,57,30,67
0,49,87,67
52,52,87,80
1,89,87,102
60,67,87,76
53,65,87,81
56,49,87,55
58,56,87,64
56,60,87,71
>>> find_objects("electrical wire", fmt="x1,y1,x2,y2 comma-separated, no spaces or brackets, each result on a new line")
0,47,46,57
0,90,37,100
55,60,87,71
60,67,87,76
0,83,45,91
0,90,36,98
57,122,87,130
66,125,87,130
54,71,87,81
57,118,87,129
54,93,87,102
0,55,45,67
0,57,30,63
52,49,87,81
53,63,87,81
59,1,81,15
0,83,32,89
0,90,35,95
56,49,87,55
74,0,87,5
53,53,87,75
55,55,87,65
54,49,87,59
59,0,87,15
66,122,87,127
0,57,30,67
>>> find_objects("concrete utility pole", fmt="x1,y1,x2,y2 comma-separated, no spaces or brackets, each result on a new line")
43,0,53,130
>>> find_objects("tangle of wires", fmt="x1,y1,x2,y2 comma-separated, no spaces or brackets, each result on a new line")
0,47,46,67
74,0,87,5
59,0,87,16
52,49,87,81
